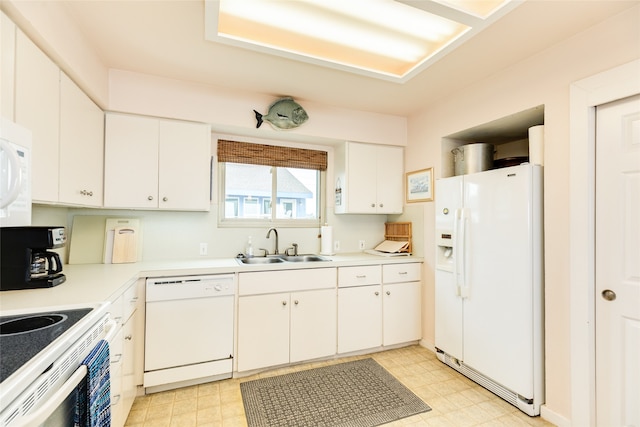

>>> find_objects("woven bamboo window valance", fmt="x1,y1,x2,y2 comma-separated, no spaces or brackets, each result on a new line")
217,139,327,171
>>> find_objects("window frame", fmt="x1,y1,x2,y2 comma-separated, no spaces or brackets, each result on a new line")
217,160,326,228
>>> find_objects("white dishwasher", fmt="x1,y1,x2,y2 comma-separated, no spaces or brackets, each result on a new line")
144,274,235,393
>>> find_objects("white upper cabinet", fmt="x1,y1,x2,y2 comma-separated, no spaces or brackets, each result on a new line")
14,27,104,207
104,113,211,211
59,73,104,206
334,141,403,214
1,12,16,120
104,113,159,209
14,30,60,203
158,120,211,211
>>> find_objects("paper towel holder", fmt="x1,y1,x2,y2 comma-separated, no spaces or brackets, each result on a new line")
320,224,335,255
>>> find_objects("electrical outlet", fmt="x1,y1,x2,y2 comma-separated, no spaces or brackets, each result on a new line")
358,240,365,250
199,243,208,256
334,240,340,251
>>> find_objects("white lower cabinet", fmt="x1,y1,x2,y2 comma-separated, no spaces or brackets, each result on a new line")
237,269,337,372
238,292,290,370
338,263,421,353
108,280,143,427
338,285,382,353
382,281,421,346
290,288,336,363
337,265,382,354
382,263,422,346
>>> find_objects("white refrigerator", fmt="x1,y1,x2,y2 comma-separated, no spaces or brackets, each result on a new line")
434,164,544,416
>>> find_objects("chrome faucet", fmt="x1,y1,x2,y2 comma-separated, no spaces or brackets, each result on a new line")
266,227,279,254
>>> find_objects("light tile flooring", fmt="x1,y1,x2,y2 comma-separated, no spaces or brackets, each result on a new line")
125,345,555,427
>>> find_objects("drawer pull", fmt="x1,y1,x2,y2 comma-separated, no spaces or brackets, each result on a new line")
124,334,133,341
356,275,367,279
374,291,379,296
111,354,122,364
398,271,408,275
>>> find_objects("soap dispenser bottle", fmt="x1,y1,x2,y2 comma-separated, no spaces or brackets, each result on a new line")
245,236,254,257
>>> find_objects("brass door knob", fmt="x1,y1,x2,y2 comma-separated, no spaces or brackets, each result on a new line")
601,289,617,301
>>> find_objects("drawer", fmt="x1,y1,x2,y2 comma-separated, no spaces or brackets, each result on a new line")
382,263,421,283
239,268,337,295
338,265,381,288
109,325,124,373
122,282,139,322
109,294,124,328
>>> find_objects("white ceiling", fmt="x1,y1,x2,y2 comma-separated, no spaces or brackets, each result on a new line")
59,0,635,117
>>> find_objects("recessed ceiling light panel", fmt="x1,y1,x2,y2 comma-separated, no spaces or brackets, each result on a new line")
205,0,519,82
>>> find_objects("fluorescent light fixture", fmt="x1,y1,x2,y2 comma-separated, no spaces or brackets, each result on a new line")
205,0,519,82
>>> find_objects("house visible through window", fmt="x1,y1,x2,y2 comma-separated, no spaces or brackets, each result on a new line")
218,140,327,225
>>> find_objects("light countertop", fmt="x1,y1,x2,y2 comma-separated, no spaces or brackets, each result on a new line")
0,253,422,313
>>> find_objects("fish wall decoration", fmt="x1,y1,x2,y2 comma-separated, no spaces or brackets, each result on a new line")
254,97,309,130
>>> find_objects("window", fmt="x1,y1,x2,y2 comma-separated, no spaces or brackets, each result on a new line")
218,140,327,226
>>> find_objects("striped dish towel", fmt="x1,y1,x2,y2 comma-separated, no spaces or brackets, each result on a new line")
75,339,111,427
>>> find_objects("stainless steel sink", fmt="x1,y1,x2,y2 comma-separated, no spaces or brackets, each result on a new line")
279,254,330,262
236,254,330,265
236,257,285,265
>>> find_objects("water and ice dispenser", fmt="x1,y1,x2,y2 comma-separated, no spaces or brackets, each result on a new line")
436,229,454,272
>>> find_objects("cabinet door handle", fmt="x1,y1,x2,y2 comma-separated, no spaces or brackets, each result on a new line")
374,291,379,296
370,203,375,208
163,197,168,202
282,301,287,306
110,354,122,364
124,334,132,341
386,291,391,296
379,203,384,207
148,195,154,201
294,300,299,305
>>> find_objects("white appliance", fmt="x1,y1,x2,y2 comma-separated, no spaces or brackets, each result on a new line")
0,303,112,426
144,274,235,393
0,119,31,227
434,164,544,416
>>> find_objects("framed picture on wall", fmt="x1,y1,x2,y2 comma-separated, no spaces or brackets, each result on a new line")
406,168,433,202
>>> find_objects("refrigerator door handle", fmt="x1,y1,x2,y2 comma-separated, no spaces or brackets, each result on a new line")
456,208,470,299
454,208,465,297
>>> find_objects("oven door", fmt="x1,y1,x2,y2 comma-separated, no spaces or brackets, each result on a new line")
0,315,114,427
18,365,87,426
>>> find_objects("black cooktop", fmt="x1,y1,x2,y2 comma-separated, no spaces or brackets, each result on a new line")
0,308,92,383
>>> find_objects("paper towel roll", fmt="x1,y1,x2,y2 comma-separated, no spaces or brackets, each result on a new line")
528,125,544,166
320,225,334,255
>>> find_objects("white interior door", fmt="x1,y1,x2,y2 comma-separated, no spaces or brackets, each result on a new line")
595,93,640,427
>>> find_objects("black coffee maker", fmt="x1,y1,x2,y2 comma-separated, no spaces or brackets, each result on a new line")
0,226,67,290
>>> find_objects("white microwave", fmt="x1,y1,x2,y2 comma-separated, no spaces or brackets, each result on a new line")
0,118,32,227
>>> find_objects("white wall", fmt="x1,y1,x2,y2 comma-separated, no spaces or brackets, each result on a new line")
108,69,407,147
406,6,640,424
